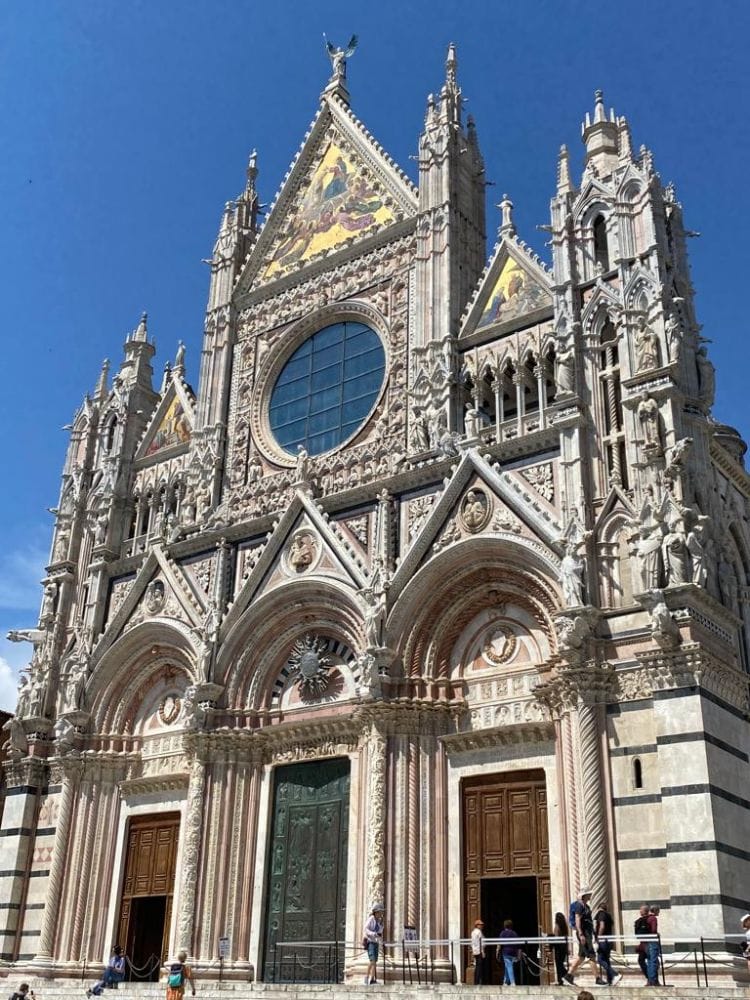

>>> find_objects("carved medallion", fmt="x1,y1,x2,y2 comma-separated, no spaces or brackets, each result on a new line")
481,624,517,666
158,693,181,726
145,579,166,614
289,635,331,696
460,489,491,534
287,531,317,573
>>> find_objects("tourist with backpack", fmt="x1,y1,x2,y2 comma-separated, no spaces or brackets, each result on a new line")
164,950,195,1000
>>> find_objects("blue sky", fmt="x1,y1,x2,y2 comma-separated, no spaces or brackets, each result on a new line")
0,0,748,709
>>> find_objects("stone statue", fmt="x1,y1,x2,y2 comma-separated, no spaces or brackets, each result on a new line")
247,450,262,484
182,685,207,731
650,593,681,648
289,533,315,571
174,340,186,370
665,311,683,362
554,343,576,394
16,671,32,718
637,392,662,453
6,628,45,645
295,446,311,484
323,33,358,81
410,408,429,452
53,524,70,562
560,538,585,606
2,717,28,758
182,485,197,525
686,516,710,587
636,490,664,590
664,437,693,482
696,347,715,407
662,517,690,585
39,580,57,626
94,510,109,546
634,317,660,371
361,587,386,648
60,655,87,714
464,404,483,439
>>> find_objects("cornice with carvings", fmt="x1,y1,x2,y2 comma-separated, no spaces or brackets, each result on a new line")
441,720,555,753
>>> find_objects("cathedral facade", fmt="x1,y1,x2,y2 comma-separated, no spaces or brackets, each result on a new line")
1,46,749,983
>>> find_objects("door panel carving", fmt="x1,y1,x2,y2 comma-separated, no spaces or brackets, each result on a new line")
263,758,350,982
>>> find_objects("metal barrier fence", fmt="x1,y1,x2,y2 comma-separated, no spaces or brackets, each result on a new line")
272,932,750,987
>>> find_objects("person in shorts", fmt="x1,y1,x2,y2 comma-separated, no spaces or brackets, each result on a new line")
363,902,384,985
564,887,598,986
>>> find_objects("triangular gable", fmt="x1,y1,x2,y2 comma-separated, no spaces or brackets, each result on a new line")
236,95,417,296
222,489,369,637
135,376,194,463
460,238,553,339
389,450,562,602
94,544,203,662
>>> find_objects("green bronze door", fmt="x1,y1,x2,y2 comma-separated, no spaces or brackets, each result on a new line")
262,758,350,982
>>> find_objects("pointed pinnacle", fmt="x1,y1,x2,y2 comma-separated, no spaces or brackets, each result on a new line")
134,312,148,342
498,193,515,237
95,358,110,400
446,42,458,84
557,144,572,194
594,89,606,123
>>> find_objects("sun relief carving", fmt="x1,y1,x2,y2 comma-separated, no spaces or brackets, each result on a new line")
481,623,518,666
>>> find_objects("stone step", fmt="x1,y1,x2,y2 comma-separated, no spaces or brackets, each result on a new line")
5,984,750,1000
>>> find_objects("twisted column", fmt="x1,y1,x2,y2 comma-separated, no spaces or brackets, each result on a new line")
35,764,79,961
406,736,419,926
177,755,206,955
366,724,387,907
577,701,609,906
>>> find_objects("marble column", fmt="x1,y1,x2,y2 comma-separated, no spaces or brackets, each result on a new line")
365,724,387,907
576,700,610,906
177,755,206,956
33,761,80,965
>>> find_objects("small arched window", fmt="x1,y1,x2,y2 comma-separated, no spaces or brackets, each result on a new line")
593,215,610,272
633,758,643,789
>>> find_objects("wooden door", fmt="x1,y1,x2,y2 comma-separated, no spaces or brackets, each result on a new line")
117,812,180,971
262,759,350,982
462,770,550,938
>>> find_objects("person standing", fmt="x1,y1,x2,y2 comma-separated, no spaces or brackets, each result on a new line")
164,950,195,1000
594,900,622,986
363,902,385,986
470,919,486,985
9,983,32,1000
552,912,570,986
499,919,522,985
741,914,750,971
564,888,598,986
87,944,127,996
634,904,650,983
646,906,661,986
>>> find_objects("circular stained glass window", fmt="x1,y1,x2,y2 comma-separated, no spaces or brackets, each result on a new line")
269,321,385,456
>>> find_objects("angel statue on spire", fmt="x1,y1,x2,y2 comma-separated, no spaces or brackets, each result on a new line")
323,34,358,81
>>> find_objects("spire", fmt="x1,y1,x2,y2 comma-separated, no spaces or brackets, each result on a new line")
439,42,461,125
133,312,148,342
161,361,172,393
174,340,186,377
236,149,260,236
618,115,633,163
581,89,619,177
557,144,573,196
498,194,515,238
94,358,109,402
245,149,258,199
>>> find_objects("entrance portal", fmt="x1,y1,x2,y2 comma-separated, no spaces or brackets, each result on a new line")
462,770,550,985
262,758,350,983
481,875,540,985
117,812,179,980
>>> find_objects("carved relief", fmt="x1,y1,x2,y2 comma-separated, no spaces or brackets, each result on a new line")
481,624,518,666
408,494,435,540
459,488,491,533
158,693,182,726
520,463,554,502
144,579,166,614
286,531,318,573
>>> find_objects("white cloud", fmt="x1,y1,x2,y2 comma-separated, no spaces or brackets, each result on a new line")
0,657,19,714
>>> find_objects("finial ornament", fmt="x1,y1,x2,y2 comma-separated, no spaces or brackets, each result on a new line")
323,33,358,82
